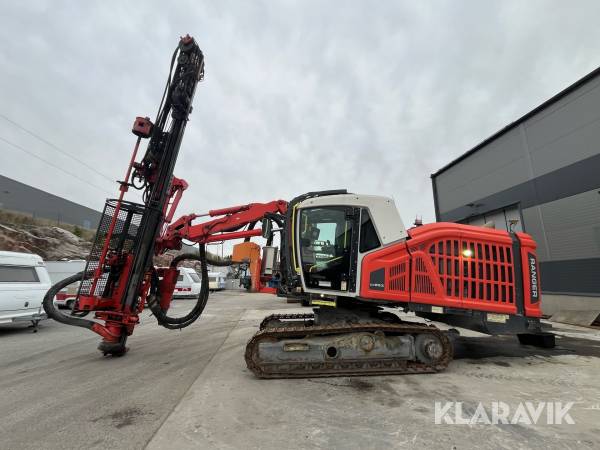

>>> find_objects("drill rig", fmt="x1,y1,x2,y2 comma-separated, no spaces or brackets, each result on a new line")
245,191,552,377
44,35,552,377
43,35,290,355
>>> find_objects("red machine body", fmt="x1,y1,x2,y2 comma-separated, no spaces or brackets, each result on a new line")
359,223,542,328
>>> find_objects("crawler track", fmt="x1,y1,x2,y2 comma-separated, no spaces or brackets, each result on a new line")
245,320,453,378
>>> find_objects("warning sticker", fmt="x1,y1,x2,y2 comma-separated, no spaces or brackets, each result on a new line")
487,313,508,323
311,299,337,307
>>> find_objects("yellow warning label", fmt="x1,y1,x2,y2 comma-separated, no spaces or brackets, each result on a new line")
311,299,337,307
487,313,508,323
431,306,444,314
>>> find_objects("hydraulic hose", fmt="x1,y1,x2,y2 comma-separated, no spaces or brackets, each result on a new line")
44,247,233,332
149,245,226,330
205,253,233,267
43,272,96,330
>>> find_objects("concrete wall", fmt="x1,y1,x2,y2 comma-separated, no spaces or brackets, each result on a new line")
0,174,101,229
542,294,600,316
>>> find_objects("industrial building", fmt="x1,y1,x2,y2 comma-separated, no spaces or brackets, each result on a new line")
0,174,101,229
432,67,600,314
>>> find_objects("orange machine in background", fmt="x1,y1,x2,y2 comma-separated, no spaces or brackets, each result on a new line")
232,242,278,294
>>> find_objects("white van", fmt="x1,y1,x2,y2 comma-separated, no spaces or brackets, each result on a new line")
208,271,226,291
173,267,202,298
0,251,51,328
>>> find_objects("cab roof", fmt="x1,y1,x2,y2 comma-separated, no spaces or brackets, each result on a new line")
0,251,44,266
296,194,408,244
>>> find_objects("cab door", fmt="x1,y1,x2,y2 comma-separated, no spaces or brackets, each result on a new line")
297,206,358,294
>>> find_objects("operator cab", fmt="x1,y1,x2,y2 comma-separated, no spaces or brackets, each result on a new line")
299,207,352,291
294,194,408,297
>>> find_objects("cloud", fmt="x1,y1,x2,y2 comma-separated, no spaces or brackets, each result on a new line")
1,0,599,229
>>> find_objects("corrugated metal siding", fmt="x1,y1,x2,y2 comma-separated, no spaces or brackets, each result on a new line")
435,130,528,213
538,189,600,261
541,258,600,294
504,190,600,263
434,72,600,216
525,77,600,176
521,207,551,261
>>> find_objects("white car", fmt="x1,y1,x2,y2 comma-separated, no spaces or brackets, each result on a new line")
173,267,202,298
0,251,51,328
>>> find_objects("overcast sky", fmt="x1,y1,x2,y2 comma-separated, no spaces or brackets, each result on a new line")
2,0,600,229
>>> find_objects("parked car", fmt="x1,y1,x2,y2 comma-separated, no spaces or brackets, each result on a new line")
173,267,202,298
49,264,202,309
0,251,51,329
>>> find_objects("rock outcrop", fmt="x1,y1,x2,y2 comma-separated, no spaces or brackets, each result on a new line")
0,221,230,270
0,223,92,260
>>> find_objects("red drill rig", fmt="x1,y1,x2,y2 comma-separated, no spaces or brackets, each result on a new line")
44,35,553,377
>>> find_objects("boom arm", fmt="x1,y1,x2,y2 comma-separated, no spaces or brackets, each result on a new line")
157,200,288,251
141,200,288,329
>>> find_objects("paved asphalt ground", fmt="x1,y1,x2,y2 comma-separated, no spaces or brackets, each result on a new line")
1,291,600,449
0,291,275,450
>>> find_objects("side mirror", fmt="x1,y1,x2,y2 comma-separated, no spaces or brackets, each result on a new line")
261,218,272,239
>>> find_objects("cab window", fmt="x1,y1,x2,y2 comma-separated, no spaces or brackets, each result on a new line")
359,209,381,253
298,207,354,291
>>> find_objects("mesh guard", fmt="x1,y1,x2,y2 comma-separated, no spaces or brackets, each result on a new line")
78,199,146,298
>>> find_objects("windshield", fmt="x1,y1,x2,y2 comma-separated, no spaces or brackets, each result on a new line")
189,272,201,283
298,207,354,291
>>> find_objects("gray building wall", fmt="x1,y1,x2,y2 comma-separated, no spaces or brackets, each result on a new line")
432,68,600,302
0,174,101,229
